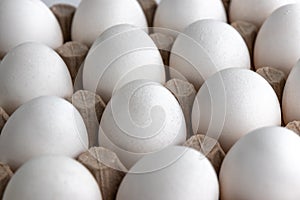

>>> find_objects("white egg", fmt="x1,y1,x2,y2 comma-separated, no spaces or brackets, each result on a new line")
3,156,102,200
0,0,63,58
41,0,81,7
83,24,165,103
220,126,300,200
0,42,73,114
99,80,186,169
282,60,300,124
154,0,226,33
254,4,300,75
72,0,148,46
170,19,250,90
192,68,281,152
229,0,295,27
0,96,88,170
117,146,219,200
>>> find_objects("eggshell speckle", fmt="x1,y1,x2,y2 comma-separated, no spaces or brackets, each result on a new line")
117,146,219,200
154,0,227,33
192,68,281,152
254,4,300,75
83,24,165,103
71,0,148,46
0,0,63,57
3,156,102,200
0,96,88,170
170,19,250,90
99,80,186,169
283,60,300,124
0,42,73,114
220,126,300,200
229,0,295,27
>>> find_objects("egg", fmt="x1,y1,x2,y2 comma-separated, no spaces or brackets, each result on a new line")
3,156,102,200
83,24,165,103
254,4,300,75
0,42,73,114
72,0,148,46
220,126,300,200
170,19,250,90
117,146,219,200
229,0,295,27
0,96,88,170
41,0,81,7
154,0,226,33
192,68,281,152
0,0,63,58
99,80,186,169
282,60,300,124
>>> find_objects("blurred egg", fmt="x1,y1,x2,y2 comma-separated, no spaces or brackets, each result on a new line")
0,0,63,58
192,68,281,152
0,42,73,114
154,0,226,33
283,60,300,124
254,4,300,75
83,24,165,103
72,0,148,46
117,146,219,200
229,0,295,27
99,80,186,169
220,126,300,200
170,19,250,90
3,156,102,200
41,0,81,7
0,96,88,170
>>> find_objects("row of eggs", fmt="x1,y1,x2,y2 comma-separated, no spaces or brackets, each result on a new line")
1,0,300,199
2,0,300,76
3,125,300,199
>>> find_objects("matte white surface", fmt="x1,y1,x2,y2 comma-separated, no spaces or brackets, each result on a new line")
0,96,88,170
0,0,63,57
170,19,250,90
220,127,300,200
154,0,226,33
99,80,186,169
117,146,219,200
72,0,148,46
83,24,165,103
3,156,102,200
254,4,300,75
41,0,81,7
0,42,73,114
192,68,281,152
229,0,295,27
283,60,300,123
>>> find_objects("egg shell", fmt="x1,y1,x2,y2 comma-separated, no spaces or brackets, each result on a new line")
3,156,102,200
220,126,300,200
254,4,300,75
0,96,88,170
192,68,281,152
83,24,165,103
117,146,219,200
72,0,148,46
229,0,295,27
170,19,250,90
42,0,81,7
0,42,73,114
154,0,226,33
283,60,300,124
99,80,186,169
0,0,63,58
